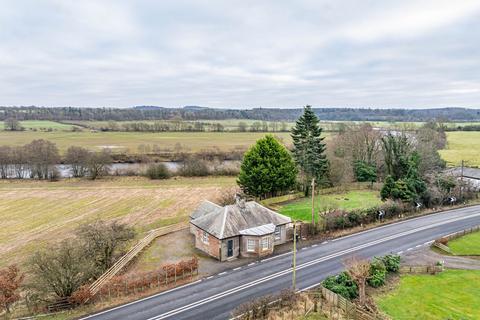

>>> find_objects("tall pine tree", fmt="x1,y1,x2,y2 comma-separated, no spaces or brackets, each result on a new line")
291,106,329,195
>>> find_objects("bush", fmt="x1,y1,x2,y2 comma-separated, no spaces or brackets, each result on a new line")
380,254,401,273
322,272,358,300
178,157,210,177
145,163,170,179
368,258,387,288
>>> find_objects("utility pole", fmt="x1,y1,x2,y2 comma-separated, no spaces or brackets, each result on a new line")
460,160,465,200
311,178,315,227
292,222,297,291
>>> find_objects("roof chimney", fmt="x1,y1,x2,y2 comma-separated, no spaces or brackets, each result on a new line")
235,193,246,211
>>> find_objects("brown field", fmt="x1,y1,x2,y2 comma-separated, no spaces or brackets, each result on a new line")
0,176,235,268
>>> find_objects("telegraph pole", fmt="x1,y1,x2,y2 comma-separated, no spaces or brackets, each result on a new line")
292,222,297,291
311,178,315,227
460,160,465,200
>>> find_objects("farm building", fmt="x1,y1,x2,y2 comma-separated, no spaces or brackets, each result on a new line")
190,197,292,261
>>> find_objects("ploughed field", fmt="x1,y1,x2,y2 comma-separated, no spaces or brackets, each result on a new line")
0,176,235,267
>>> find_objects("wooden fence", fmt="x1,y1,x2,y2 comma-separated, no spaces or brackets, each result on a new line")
88,222,188,297
433,224,480,254
308,286,387,320
444,225,480,241
399,265,443,274
96,257,198,301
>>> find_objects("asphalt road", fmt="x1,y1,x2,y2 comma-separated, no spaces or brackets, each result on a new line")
82,205,480,320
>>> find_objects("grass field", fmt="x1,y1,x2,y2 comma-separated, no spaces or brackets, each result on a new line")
377,270,480,319
0,131,295,154
0,176,235,268
448,231,480,255
440,131,480,167
0,120,79,131
278,190,382,221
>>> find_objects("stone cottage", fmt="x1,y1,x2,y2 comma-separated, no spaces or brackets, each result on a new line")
189,197,292,261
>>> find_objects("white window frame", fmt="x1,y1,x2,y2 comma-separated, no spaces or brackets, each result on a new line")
274,226,281,240
247,239,255,252
202,231,209,244
262,236,269,251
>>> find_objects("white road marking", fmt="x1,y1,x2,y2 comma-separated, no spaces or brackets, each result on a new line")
397,251,403,255
146,213,480,320
321,241,328,244
218,272,227,276
260,251,291,263
415,245,422,248
312,244,318,247
248,262,255,266
82,210,480,320
424,240,434,245
233,267,241,271
206,276,213,280
406,248,413,251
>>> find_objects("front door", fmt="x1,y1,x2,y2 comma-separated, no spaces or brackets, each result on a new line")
227,239,234,257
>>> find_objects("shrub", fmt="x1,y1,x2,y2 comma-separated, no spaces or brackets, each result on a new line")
178,157,210,177
322,272,358,300
367,258,387,288
145,163,170,179
380,254,401,273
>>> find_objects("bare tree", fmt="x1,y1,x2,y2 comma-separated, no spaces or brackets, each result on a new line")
343,256,370,306
0,265,24,315
216,187,241,206
0,146,12,179
3,118,22,131
24,140,60,179
86,150,111,180
75,220,135,275
65,146,90,177
29,239,96,299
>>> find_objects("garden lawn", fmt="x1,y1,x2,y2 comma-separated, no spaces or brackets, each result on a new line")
278,190,381,222
377,270,480,320
448,231,480,255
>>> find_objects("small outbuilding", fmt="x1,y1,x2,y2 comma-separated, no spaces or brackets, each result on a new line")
189,197,292,261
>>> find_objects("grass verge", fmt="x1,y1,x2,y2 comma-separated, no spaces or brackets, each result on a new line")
448,231,480,255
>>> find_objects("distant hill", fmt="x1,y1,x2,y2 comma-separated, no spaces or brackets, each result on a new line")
0,106,479,122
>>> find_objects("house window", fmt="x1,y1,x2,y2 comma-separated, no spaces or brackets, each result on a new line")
202,231,209,244
274,226,281,240
262,237,270,251
247,239,255,252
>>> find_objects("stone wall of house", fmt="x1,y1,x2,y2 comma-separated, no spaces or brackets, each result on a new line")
240,234,274,258
191,224,221,260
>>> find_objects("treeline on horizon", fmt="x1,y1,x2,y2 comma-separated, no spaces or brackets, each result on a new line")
1,106,480,122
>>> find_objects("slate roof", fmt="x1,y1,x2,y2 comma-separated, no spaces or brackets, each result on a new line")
190,200,222,219
445,167,480,180
239,223,276,236
190,200,291,239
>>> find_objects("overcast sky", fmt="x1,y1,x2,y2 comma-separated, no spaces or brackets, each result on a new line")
1,1,480,109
